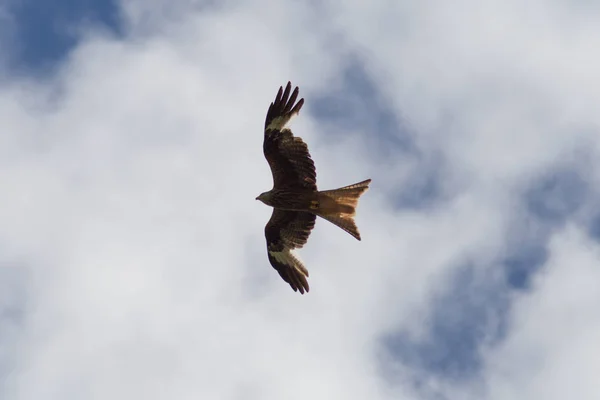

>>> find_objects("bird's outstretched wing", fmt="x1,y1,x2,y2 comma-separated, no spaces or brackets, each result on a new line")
263,82,317,191
265,209,316,294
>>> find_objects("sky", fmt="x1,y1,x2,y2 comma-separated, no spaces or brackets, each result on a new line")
1,0,600,399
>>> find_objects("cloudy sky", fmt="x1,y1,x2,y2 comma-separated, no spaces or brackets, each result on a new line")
1,0,600,399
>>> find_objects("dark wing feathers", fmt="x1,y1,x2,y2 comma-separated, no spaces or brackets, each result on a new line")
263,82,317,191
262,83,319,294
265,209,316,294
266,210,316,250
264,82,304,131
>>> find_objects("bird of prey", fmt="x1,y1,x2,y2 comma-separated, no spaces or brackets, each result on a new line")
256,82,371,294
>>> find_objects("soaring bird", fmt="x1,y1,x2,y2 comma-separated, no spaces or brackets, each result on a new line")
256,82,371,294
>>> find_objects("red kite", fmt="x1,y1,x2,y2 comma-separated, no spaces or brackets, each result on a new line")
256,82,371,294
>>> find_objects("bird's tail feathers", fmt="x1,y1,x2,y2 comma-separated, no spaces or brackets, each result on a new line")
316,179,371,240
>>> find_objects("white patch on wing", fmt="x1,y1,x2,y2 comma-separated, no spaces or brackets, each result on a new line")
266,110,300,132
268,248,309,276
266,116,289,131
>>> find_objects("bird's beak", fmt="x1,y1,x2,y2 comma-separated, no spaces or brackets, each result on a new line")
255,196,259,200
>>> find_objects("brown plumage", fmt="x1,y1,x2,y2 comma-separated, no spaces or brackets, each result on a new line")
257,82,371,294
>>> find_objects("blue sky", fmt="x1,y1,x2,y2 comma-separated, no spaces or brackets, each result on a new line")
2,1,600,400
4,0,121,72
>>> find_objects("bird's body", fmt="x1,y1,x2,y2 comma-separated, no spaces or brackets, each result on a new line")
257,82,371,294
256,188,318,211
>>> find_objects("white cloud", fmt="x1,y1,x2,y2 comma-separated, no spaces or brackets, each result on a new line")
1,0,600,399
483,225,600,400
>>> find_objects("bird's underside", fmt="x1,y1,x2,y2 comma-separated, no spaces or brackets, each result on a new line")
258,81,371,294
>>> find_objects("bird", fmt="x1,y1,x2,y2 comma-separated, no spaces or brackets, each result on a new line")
256,81,371,294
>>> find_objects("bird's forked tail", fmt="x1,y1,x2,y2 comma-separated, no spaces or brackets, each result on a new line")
315,179,371,240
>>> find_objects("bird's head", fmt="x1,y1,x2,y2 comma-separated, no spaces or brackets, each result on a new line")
255,191,271,205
